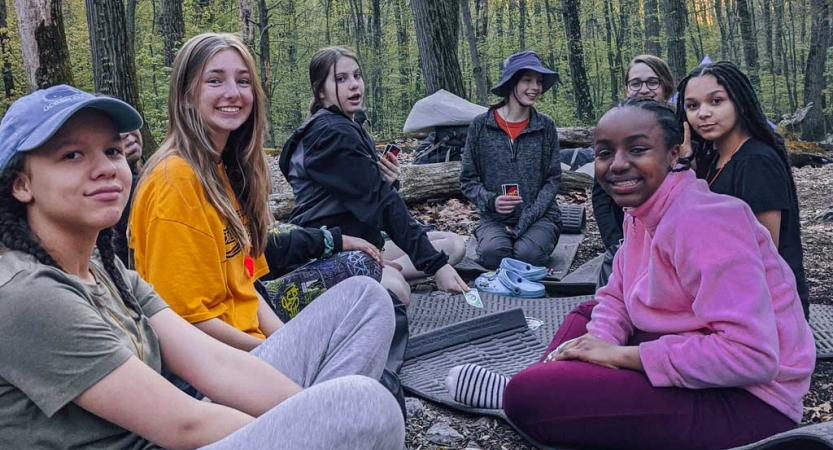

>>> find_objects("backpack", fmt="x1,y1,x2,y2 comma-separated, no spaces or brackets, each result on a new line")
414,125,469,164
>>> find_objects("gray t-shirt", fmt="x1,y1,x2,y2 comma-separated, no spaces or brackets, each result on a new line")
0,250,168,450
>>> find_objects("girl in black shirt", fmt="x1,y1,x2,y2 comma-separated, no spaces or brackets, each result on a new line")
677,61,810,319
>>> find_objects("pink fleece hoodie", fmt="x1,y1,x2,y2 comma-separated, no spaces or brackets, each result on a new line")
587,169,815,423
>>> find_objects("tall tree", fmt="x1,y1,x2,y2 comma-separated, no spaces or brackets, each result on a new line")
370,0,383,128
460,0,488,104
643,0,661,55
603,0,619,102
239,0,254,49
735,0,760,90
160,0,184,66
713,0,728,59
14,0,74,90
518,0,527,49
125,0,137,54
662,0,687,81
393,0,411,111
85,0,157,153
410,0,465,96
561,0,594,122
801,0,830,140
0,0,15,98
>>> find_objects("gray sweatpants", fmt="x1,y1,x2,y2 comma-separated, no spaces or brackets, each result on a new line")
475,218,559,270
201,277,404,449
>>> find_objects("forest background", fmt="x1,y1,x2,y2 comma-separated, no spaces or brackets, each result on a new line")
0,0,830,155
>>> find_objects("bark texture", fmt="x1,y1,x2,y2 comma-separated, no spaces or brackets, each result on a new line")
160,0,184,66
14,0,73,90
662,0,687,81
801,0,831,141
561,0,594,123
411,0,465,96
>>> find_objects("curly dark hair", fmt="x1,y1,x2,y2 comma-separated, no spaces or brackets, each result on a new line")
675,61,796,194
0,154,142,318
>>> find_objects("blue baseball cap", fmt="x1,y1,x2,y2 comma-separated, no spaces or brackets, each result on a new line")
0,85,143,173
491,50,557,96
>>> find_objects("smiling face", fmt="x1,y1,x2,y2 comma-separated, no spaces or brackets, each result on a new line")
683,74,742,144
196,48,254,152
626,63,667,102
509,70,544,107
319,56,364,118
594,107,680,208
12,109,132,236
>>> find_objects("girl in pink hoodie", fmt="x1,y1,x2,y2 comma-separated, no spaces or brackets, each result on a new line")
446,98,815,450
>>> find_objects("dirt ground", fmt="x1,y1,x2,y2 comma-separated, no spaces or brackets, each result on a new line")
404,164,833,449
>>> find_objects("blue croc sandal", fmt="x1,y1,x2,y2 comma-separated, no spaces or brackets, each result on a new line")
499,258,548,281
474,271,514,296
498,269,546,298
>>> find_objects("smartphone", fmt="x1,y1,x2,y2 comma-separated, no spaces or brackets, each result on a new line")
502,184,520,196
383,143,401,157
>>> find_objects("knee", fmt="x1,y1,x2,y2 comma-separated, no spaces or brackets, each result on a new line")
381,268,411,306
503,367,543,425
442,233,467,265
342,276,395,323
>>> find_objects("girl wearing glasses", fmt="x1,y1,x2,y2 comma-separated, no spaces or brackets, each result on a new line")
593,55,676,288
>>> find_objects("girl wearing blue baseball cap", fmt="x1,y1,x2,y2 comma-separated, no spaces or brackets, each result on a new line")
0,84,401,450
460,50,563,270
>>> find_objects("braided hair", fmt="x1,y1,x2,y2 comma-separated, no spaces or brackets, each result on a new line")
0,154,143,318
608,97,688,171
675,61,796,194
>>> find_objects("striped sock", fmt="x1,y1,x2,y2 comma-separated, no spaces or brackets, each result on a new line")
445,364,509,409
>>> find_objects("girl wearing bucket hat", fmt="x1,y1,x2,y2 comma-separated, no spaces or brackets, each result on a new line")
0,85,403,449
460,50,563,270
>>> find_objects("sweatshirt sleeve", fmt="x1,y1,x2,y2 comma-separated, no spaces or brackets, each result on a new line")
304,123,448,275
586,248,634,345
460,120,498,214
514,122,562,237
261,225,343,280
639,207,780,389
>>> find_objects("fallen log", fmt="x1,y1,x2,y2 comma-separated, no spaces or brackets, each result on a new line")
270,161,594,220
556,126,595,148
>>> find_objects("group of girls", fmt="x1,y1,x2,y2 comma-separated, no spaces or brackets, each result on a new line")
446,53,815,450
0,24,816,450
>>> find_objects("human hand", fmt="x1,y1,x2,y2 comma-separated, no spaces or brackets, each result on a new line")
383,260,404,271
494,195,523,214
551,333,629,369
121,130,143,170
680,122,693,159
342,235,382,264
434,264,468,293
378,152,401,185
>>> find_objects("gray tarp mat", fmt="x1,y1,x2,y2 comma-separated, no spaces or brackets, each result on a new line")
403,89,488,135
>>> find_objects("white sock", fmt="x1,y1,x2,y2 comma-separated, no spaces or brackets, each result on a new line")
445,364,509,409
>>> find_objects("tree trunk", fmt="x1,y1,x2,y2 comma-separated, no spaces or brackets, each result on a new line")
0,0,15,98
460,0,488,105
801,0,830,141
125,0,137,54
269,162,594,220
370,0,383,128
411,0,465,96
239,0,254,49
85,0,157,154
603,0,618,103
713,0,728,59
14,0,74,90
160,0,184,66
736,0,760,90
643,0,662,55
518,0,526,49
475,0,490,89
393,0,411,112
662,0,687,81
561,0,594,123
773,0,784,74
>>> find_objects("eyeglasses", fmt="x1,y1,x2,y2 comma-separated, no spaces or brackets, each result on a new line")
627,78,662,92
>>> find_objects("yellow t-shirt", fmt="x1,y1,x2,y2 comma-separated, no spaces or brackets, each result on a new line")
129,156,269,338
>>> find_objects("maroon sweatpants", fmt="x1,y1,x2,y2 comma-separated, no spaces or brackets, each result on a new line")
503,301,796,450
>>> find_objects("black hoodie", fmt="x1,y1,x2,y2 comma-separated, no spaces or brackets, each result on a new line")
279,108,448,275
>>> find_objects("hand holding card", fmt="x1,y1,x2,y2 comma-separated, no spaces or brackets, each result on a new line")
383,143,401,157
502,184,520,196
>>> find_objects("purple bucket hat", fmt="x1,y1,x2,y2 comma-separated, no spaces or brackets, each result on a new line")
491,50,557,96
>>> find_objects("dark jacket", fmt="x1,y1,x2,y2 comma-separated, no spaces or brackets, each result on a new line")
279,108,448,275
261,225,344,280
460,107,562,237
592,177,625,250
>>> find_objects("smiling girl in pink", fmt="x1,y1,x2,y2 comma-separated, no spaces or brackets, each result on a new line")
446,98,815,450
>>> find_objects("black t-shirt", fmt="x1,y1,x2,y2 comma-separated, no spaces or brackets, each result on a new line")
704,138,810,317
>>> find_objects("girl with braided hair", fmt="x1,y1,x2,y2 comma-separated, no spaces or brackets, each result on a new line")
0,86,403,449
676,61,810,319
445,98,814,450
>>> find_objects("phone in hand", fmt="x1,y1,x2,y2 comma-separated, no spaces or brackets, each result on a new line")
383,143,401,157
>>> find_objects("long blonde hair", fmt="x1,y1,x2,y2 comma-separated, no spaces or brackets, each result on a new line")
142,33,272,256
